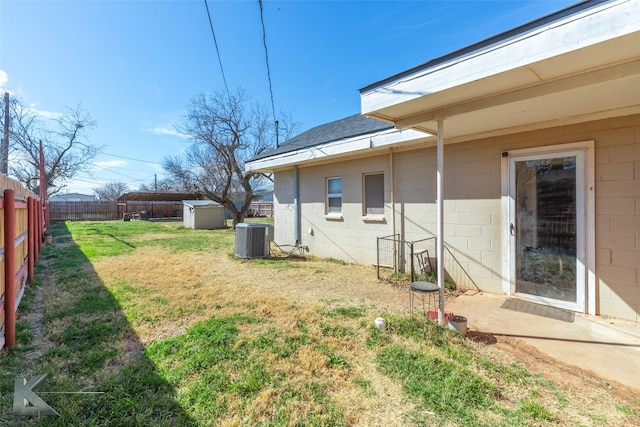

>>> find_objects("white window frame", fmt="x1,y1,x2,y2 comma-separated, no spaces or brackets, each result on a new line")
362,172,385,219
500,140,595,314
326,176,342,216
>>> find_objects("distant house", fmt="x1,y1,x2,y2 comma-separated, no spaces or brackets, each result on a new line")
246,0,640,322
254,184,274,202
118,192,202,202
49,192,96,202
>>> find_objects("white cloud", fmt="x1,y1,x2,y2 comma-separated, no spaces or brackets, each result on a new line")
0,69,8,87
140,127,189,138
18,103,64,120
147,162,164,172
27,107,63,120
93,159,128,169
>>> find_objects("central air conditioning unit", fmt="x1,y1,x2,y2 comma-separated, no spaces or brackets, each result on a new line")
235,223,274,259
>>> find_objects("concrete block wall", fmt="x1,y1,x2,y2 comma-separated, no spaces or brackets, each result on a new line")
590,115,640,321
272,113,640,321
273,145,504,294
492,114,639,321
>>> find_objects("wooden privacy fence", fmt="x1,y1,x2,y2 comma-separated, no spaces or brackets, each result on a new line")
50,200,185,221
1,176,48,348
50,200,274,221
248,202,274,217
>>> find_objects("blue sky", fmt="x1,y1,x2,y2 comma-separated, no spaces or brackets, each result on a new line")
0,0,576,195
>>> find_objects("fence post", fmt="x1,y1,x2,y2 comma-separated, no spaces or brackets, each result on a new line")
376,237,381,280
27,197,35,283
44,201,50,231
40,199,44,245
4,189,16,347
36,199,41,262
410,241,415,282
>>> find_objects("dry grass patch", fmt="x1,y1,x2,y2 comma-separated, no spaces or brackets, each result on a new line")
92,243,408,344
5,221,639,427
94,244,418,424
87,223,640,426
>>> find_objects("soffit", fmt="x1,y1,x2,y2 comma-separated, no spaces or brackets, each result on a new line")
361,0,640,141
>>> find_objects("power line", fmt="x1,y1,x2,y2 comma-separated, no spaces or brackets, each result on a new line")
72,173,156,186
69,176,148,187
100,152,163,165
91,166,150,181
204,0,231,99
94,164,159,175
258,0,278,141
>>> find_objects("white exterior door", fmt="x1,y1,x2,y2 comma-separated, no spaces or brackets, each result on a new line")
508,148,586,312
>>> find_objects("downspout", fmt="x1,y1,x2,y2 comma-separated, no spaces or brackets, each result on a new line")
390,149,397,271
293,165,300,245
436,117,445,325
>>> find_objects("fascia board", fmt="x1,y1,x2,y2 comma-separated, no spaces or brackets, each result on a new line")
245,128,429,173
361,0,640,114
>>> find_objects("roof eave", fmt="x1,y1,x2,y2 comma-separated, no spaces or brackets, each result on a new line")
359,0,610,95
245,127,430,173
361,0,640,128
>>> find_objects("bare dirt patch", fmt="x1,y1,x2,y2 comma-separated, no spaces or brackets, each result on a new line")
20,261,55,364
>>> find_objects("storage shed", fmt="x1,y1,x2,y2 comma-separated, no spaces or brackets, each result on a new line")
182,200,226,229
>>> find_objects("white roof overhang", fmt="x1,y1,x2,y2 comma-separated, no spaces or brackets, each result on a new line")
245,127,429,173
360,0,640,142
182,200,220,208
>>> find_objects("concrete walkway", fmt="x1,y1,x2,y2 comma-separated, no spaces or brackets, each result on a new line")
446,292,640,393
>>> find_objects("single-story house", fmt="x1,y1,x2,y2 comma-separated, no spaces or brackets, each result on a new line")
118,192,203,202
255,184,274,202
246,0,640,322
49,192,96,202
183,200,226,229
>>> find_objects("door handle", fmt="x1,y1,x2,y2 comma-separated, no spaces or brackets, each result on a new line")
510,223,516,236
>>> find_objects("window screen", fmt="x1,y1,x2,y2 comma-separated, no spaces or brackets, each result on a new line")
327,177,342,214
364,173,384,215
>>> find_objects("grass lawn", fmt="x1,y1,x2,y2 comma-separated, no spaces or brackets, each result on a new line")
1,220,639,426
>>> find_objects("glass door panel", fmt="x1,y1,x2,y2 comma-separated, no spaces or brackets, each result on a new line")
514,156,577,303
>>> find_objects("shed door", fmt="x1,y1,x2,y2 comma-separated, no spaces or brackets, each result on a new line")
509,149,585,312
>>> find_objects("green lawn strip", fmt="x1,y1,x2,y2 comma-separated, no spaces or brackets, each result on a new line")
146,315,346,425
368,314,563,426
65,221,236,259
1,222,196,425
326,306,367,319
140,227,236,254
0,280,39,424
376,344,496,425
248,257,301,271
4,220,637,426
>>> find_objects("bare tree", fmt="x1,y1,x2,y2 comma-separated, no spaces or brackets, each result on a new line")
165,88,297,226
138,176,192,193
94,182,130,201
3,96,99,196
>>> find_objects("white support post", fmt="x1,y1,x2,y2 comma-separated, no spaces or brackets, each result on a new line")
293,165,300,245
436,117,445,325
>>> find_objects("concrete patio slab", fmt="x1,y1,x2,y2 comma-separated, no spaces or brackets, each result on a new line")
446,292,640,393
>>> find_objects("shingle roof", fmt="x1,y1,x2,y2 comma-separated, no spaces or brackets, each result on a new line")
118,192,202,202
249,114,393,162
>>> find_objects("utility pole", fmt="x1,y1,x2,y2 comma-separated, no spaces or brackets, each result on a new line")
1,91,9,174
154,174,157,191
39,140,46,201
